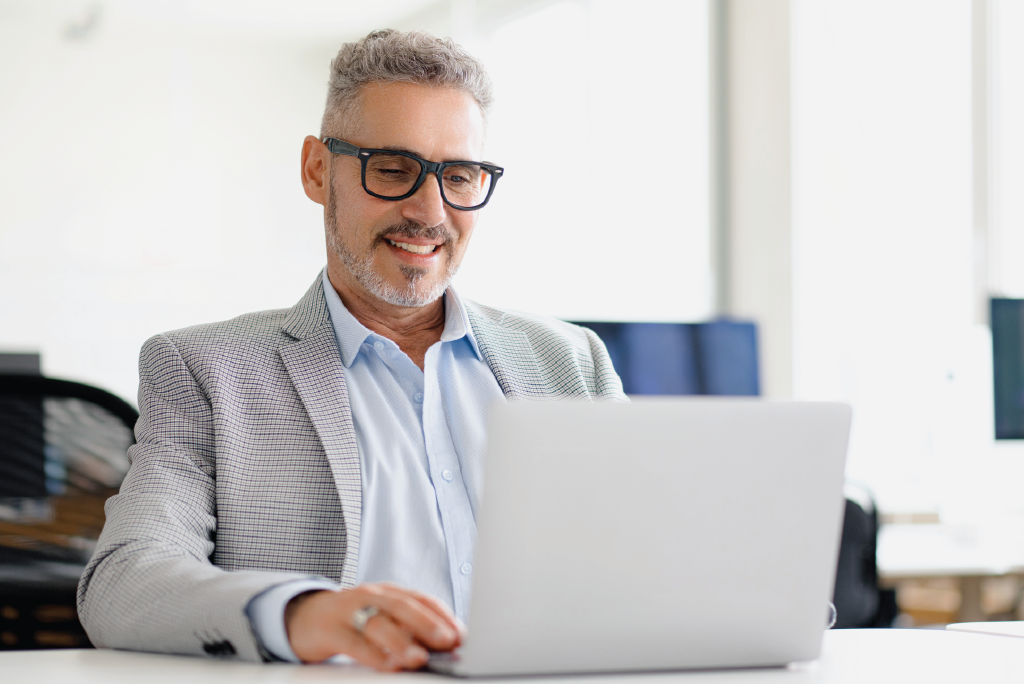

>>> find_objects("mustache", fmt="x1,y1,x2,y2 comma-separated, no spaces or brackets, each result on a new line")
375,221,453,246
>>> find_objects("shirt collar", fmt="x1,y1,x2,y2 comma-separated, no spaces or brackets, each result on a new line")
440,285,483,361
320,268,483,368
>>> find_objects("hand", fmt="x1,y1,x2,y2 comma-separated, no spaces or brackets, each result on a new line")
284,582,464,669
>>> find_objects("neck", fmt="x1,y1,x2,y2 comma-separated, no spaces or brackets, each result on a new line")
326,263,445,370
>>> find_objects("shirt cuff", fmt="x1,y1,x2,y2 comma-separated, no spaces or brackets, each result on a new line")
245,579,339,662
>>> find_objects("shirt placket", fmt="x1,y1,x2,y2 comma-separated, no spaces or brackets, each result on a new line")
420,344,477,619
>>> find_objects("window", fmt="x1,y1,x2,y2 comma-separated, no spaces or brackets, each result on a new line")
792,0,976,512
456,0,711,322
992,0,1024,297
0,2,711,402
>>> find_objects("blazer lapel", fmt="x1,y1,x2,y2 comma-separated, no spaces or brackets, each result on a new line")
278,275,362,587
465,303,548,399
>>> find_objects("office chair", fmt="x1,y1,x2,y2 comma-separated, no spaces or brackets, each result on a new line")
0,375,137,650
831,484,897,628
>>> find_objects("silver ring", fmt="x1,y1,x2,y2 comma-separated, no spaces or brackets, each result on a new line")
352,605,380,634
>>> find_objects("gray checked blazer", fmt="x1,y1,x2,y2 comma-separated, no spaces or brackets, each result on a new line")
77,272,625,662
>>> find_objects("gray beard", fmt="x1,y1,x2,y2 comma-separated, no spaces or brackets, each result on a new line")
325,170,458,308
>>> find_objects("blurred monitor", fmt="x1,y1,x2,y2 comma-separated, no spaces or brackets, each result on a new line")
570,320,759,396
0,352,40,375
0,353,43,497
992,298,1024,439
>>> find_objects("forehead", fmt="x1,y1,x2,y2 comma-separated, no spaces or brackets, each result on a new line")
348,82,485,160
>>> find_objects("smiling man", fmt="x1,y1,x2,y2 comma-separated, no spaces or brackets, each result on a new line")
78,30,624,669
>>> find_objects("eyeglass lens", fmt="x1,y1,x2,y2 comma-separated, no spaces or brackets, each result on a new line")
364,153,494,208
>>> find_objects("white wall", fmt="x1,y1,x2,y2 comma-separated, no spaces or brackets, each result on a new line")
0,0,711,405
4,0,1018,518
0,3,340,402
455,0,711,322
992,0,1024,296
791,0,980,514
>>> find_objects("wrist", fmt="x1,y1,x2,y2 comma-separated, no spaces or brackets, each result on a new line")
246,580,338,663
285,590,327,638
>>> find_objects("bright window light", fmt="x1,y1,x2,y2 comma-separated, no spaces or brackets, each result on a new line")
792,0,975,513
993,0,1024,296
0,1,710,404
456,0,711,322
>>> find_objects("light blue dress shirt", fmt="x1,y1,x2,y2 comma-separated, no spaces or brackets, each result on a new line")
247,269,505,661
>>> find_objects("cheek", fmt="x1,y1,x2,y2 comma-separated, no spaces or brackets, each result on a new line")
451,215,477,250
334,187,388,239
448,224,475,265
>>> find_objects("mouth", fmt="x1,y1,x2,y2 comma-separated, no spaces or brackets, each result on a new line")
386,238,440,256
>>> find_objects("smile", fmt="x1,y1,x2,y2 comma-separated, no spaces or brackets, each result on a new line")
387,239,438,255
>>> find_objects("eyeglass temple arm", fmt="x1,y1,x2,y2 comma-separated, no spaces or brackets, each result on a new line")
322,138,361,157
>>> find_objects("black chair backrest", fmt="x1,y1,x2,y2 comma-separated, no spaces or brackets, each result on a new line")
0,375,138,649
0,375,138,431
832,497,881,628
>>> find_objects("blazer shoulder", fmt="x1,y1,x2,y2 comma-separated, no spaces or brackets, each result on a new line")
136,309,301,399
156,308,294,356
463,298,626,400
463,299,592,344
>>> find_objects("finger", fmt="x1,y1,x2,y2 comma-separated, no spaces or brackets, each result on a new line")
341,634,401,672
363,613,430,669
374,587,459,648
406,591,465,643
380,582,458,624
369,586,460,649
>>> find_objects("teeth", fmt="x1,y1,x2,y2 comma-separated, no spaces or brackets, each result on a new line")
388,239,437,255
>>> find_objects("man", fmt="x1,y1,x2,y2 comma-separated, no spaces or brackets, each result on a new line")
78,29,624,669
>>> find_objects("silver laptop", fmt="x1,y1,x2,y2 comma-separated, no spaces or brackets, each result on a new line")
429,398,851,677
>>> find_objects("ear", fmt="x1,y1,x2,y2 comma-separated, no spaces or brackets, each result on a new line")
301,135,328,206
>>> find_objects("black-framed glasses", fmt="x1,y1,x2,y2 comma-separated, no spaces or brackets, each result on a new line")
322,137,504,211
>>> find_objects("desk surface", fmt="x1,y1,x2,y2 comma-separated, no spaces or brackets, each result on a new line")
3,630,1023,683
948,620,1024,638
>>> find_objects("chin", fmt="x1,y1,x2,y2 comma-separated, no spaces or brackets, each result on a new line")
370,270,450,308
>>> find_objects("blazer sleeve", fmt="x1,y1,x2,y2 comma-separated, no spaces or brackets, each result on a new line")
77,333,322,662
579,326,628,401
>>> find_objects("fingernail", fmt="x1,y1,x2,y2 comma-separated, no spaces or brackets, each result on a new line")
434,626,456,643
405,644,429,663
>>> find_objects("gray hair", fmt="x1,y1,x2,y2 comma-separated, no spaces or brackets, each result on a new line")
321,29,494,137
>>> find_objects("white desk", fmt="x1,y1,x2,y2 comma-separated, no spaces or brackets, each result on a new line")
877,523,1024,622
3,630,1024,684
948,620,1024,638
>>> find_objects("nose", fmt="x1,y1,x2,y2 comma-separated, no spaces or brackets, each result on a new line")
401,172,447,227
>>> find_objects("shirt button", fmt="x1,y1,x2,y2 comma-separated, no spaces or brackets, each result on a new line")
373,341,384,352
442,469,454,482
460,563,472,576
413,392,424,403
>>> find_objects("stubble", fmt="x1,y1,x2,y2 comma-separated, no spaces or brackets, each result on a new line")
325,164,459,308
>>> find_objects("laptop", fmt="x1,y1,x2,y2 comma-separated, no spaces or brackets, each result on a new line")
428,398,851,677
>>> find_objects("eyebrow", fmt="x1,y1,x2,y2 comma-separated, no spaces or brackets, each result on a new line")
379,145,419,154
377,145,480,163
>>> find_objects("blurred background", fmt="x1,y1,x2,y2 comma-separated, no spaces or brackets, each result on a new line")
3,0,1024,631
